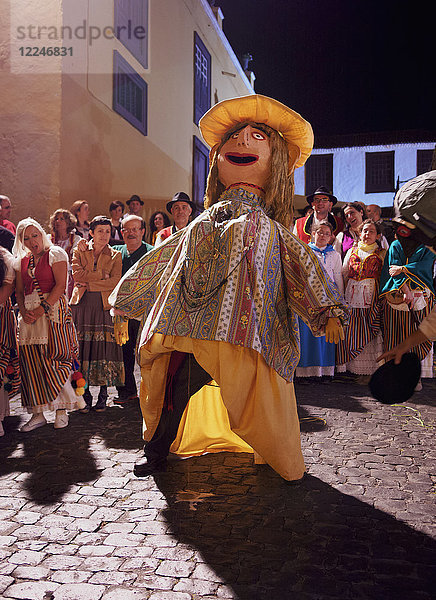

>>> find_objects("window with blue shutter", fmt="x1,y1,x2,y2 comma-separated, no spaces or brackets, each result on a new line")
114,0,148,68
192,136,209,213
194,32,211,125
113,50,147,135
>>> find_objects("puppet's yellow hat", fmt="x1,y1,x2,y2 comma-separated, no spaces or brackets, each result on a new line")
199,94,314,170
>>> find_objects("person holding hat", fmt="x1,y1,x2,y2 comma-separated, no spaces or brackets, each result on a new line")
293,186,343,244
155,192,195,246
110,94,347,483
378,216,435,385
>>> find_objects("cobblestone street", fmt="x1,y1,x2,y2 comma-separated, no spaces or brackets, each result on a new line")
0,374,434,600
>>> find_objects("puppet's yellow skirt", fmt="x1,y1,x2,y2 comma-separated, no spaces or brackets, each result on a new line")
138,334,305,481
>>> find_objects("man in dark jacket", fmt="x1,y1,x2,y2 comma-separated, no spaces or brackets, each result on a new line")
112,215,153,404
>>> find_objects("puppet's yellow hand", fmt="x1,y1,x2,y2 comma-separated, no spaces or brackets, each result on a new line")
325,317,344,344
114,319,129,346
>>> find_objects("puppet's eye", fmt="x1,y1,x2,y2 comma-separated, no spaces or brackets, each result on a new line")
252,131,266,140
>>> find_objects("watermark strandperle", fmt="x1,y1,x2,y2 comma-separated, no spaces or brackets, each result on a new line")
15,19,146,46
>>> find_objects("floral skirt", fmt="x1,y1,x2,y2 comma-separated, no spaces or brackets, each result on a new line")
71,291,124,386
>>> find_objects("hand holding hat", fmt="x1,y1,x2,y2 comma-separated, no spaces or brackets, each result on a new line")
369,352,421,404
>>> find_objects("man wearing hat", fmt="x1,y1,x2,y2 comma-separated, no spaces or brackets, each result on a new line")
155,192,195,245
293,186,343,244
110,94,346,483
126,194,144,217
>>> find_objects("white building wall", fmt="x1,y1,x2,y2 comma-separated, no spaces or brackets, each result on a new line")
294,142,435,208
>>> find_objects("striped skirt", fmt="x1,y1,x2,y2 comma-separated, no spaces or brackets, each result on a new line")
382,297,434,368
0,300,20,419
20,343,78,412
71,291,124,387
336,299,381,373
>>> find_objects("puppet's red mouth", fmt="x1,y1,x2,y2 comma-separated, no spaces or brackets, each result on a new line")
225,153,259,165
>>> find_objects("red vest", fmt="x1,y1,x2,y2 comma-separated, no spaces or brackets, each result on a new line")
348,247,384,281
294,213,344,243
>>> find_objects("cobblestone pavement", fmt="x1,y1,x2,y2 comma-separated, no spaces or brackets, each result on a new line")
0,372,434,600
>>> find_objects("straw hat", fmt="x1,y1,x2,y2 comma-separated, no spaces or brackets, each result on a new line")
199,94,313,171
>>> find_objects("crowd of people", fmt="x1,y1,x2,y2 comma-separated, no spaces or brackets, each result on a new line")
293,187,435,386
0,191,195,436
0,179,435,441
0,93,434,490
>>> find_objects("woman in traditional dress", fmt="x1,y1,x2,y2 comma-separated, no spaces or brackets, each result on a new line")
379,219,435,385
14,218,80,432
336,219,386,378
110,94,347,481
148,211,171,245
71,216,124,412
296,222,344,382
48,209,81,299
70,200,90,240
0,247,20,436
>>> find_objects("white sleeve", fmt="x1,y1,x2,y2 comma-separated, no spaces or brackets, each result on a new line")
380,235,389,250
333,232,343,254
1,250,15,284
48,245,69,265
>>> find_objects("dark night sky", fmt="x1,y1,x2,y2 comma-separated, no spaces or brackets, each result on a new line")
216,0,434,137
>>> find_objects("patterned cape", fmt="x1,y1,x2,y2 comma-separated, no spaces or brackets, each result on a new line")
109,188,347,382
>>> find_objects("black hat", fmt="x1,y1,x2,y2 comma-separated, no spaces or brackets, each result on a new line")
369,352,421,405
166,192,196,214
306,186,338,206
127,194,144,206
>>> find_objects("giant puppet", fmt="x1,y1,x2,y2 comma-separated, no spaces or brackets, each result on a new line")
110,95,347,482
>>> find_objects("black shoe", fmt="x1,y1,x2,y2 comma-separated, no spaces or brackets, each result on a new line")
113,395,128,406
133,455,167,477
95,386,107,412
284,472,307,486
81,390,92,412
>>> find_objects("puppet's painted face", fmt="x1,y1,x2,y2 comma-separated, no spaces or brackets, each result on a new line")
217,125,271,189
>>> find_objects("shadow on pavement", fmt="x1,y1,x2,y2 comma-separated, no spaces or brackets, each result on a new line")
0,402,143,504
295,380,370,413
154,457,434,600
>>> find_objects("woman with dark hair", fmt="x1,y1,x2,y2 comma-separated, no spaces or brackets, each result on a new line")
334,202,367,258
109,200,125,243
48,209,81,299
71,216,124,412
335,202,388,259
13,218,81,432
70,200,90,240
148,211,171,245
336,219,386,378
0,247,20,436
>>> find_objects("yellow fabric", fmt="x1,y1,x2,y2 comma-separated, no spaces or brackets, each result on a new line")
199,94,314,170
139,333,306,481
171,382,253,456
